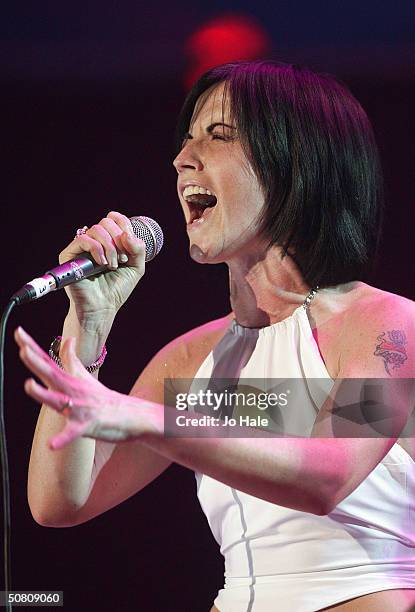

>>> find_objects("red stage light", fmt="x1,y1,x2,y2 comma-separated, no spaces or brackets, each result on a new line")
184,14,272,89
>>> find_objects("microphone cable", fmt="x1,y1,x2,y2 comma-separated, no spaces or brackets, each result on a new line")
0,298,17,612
0,214,163,611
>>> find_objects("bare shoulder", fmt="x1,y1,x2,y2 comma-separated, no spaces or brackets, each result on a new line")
343,285,415,335
131,313,233,398
338,285,415,377
347,285,415,317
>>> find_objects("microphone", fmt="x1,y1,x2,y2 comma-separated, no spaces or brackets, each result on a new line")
12,216,164,305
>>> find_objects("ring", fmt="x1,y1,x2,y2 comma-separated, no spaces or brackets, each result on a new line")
75,225,88,239
60,397,73,416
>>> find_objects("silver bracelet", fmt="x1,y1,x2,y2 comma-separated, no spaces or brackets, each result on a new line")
49,336,107,373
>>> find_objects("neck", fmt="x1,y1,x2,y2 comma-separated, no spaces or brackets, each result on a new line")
227,246,312,328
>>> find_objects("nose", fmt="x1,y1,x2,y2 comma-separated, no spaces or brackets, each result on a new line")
173,141,204,173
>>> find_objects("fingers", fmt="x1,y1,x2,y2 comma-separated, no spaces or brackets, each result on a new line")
16,332,93,398
23,378,88,449
15,327,65,384
59,211,145,271
24,377,71,411
85,221,122,269
14,326,51,361
15,330,106,451
19,343,66,391
16,328,92,388
15,327,76,392
60,233,109,268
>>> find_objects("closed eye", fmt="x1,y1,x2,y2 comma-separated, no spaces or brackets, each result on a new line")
207,123,237,142
182,122,237,147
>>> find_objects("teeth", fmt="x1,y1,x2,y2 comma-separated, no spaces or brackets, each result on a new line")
183,185,214,199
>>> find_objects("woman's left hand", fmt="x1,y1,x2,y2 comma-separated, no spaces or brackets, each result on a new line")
15,327,157,450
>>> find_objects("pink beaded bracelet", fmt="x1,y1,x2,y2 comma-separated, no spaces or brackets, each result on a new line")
48,336,107,373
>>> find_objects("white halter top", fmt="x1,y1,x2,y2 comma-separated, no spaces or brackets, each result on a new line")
191,305,415,612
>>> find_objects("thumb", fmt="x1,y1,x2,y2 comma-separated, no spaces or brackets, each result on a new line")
49,422,85,450
119,231,146,272
60,337,91,379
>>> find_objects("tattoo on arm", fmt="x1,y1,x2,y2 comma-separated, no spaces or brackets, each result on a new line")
374,330,407,375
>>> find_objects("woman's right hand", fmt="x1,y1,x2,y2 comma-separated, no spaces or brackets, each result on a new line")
59,211,146,320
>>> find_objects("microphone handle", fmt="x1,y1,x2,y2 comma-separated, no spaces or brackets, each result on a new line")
12,254,106,305
11,215,163,306
48,254,106,288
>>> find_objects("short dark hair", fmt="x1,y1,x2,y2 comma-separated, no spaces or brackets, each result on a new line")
175,60,384,287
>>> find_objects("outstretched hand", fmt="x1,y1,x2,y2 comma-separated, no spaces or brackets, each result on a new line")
14,327,159,450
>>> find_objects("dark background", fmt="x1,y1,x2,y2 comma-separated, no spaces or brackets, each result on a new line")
1,2,415,611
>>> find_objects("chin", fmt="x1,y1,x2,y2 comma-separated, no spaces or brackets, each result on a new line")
189,241,230,265
188,231,260,265
189,244,218,264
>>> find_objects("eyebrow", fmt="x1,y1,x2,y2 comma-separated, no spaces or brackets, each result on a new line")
182,122,237,142
206,122,237,132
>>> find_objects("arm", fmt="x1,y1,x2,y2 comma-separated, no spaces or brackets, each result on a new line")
22,328,336,517
27,306,229,527
26,210,162,527
26,315,227,527
27,308,114,525
136,295,415,514
27,313,172,527
20,295,415,518
309,294,415,508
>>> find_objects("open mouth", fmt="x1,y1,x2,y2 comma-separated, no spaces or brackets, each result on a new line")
185,192,218,224
183,185,217,225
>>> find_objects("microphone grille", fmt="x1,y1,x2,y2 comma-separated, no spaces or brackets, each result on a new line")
130,216,164,262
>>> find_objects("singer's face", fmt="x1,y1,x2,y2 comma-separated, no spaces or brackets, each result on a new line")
173,83,266,264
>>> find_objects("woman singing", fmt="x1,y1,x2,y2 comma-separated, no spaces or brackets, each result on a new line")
15,61,415,611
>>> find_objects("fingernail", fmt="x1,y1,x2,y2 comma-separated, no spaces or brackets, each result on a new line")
107,254,118,269
119,253,129,263
101,254,109,265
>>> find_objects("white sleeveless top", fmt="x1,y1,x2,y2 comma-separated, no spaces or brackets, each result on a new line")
190,305,415,612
